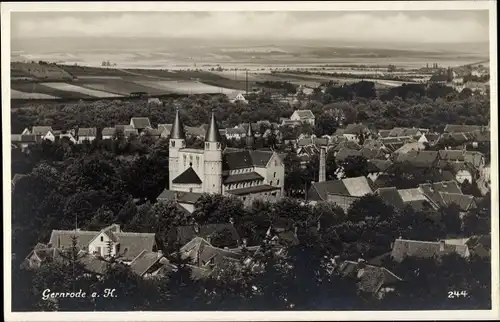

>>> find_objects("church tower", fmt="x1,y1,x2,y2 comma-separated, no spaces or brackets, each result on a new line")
203,112,223,194
245,123,254,150
169,108,186,190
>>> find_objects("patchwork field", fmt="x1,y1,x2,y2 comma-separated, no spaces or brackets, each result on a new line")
41,82,123,98
10,89,59,99
134,80,235,94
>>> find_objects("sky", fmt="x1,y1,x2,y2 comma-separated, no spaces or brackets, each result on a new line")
11,11,489,44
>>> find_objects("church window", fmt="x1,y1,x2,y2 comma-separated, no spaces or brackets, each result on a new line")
274,172,276,178
171,141,175,147
277,179,280,185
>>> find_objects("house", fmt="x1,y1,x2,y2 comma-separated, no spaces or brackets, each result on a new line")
308,176,374,212
130,117,152,131
158,124,173,138
397,188,434,211
289,109,316,126
31,126,53,142
177,237,243,270
168,224,241,249
129,250,175,278
227,91,248,104
375,187,405,210
391,238,470,263
366,159,393,182
329,256,402,299
115,124,139,138
59,131,77,144
102,127,117,140
157,190,204,214
418,133,440,145
77,127,97,143
147,97,163,106
338,123,371,143
11,134,37,152
393,150,439,169
225,127,247,140
48,224,157,264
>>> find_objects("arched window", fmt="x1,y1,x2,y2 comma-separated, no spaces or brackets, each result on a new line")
171,141,175,147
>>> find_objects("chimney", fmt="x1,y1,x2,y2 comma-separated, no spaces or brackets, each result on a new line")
319,147,326,182
194,222,200,234
357,258,366,268
157,249,163,258
439,240,446,252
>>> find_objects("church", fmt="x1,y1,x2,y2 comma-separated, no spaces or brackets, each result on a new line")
157,109,285,213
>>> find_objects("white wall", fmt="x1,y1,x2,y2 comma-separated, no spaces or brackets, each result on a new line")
88,232,115,257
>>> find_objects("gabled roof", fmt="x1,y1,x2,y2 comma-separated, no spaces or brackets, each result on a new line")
141,127,161,136
335,148,362,161
418,181,462,208
113,232,156,261
398,188,428,202
342,177,373,197
223,150,274,170
343,123,369,135
130,117,152,129
391,238,469,263
376,187,405,209
439,192,476,211
172,167,203,185
394,150,439,168
438,150,465,161
184,126,205,137
77,127,97,137
394,142,425,154
115,124,133,131
378,130,391,138
310,176,373,200
225,127,246,135
32,126,52,135
172,224,240,247
367,159,393,172
102,127,117,137
129,250,164,276
158,124,173,135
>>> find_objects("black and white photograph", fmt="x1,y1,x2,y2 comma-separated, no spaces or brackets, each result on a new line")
2,1,498,320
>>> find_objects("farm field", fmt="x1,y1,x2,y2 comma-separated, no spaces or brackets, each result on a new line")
133,80,235,94
11,89,59,99
41,82,123,98
76,79,173,96
11,82,95,99
11,62,74,81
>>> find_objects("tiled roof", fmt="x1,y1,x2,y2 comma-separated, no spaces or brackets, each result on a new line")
335,148,362,161
343,123,369,135
394,150,439,168
185,126,206,137
294,109,315,119
310,180,349,200
368,159,393,172
378,130,391,138
223,150,274,170
77,127,97,137
102,127,116,137
297,138,313,147
157,189,204,204
172,167,202,185
376,187,405,209
115,124,133,131
32,126,52,135
397,188,427,202
129,250,163,276
342,177,373,197
141,127,161,136
79,254,109,275
158,124,173,135
226,184,280,196
438,150,465,161
439,192,476,211
225,127,246,135
418,181,462,208
180,237,242,267
130,117,152,129
394,142,425,154
391,238,469,263
49,230,99,249
114,232,156,261
223,172,264,184
172,224,240,247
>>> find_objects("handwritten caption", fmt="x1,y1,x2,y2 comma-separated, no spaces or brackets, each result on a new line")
42,288,117,300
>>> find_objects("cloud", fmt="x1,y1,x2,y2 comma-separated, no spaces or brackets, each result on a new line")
11,11,489,43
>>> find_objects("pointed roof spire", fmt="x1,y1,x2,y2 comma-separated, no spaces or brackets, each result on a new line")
246,123,254,137
205,111,221,142
171,107,185,140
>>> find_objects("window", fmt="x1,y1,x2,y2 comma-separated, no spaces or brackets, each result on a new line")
189,188,193,192
275,160,278,166
171,141,175,147
100,236,103,242
270,181,273,185
205,143,209,149
277,179,280,185
217,142,221,149
274,172,276,178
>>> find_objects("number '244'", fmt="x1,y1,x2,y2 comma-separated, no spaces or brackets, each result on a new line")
448,290,468,299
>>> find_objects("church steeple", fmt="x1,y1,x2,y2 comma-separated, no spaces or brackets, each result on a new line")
246,123,254,150
205,111,222,142
171,108,185,140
